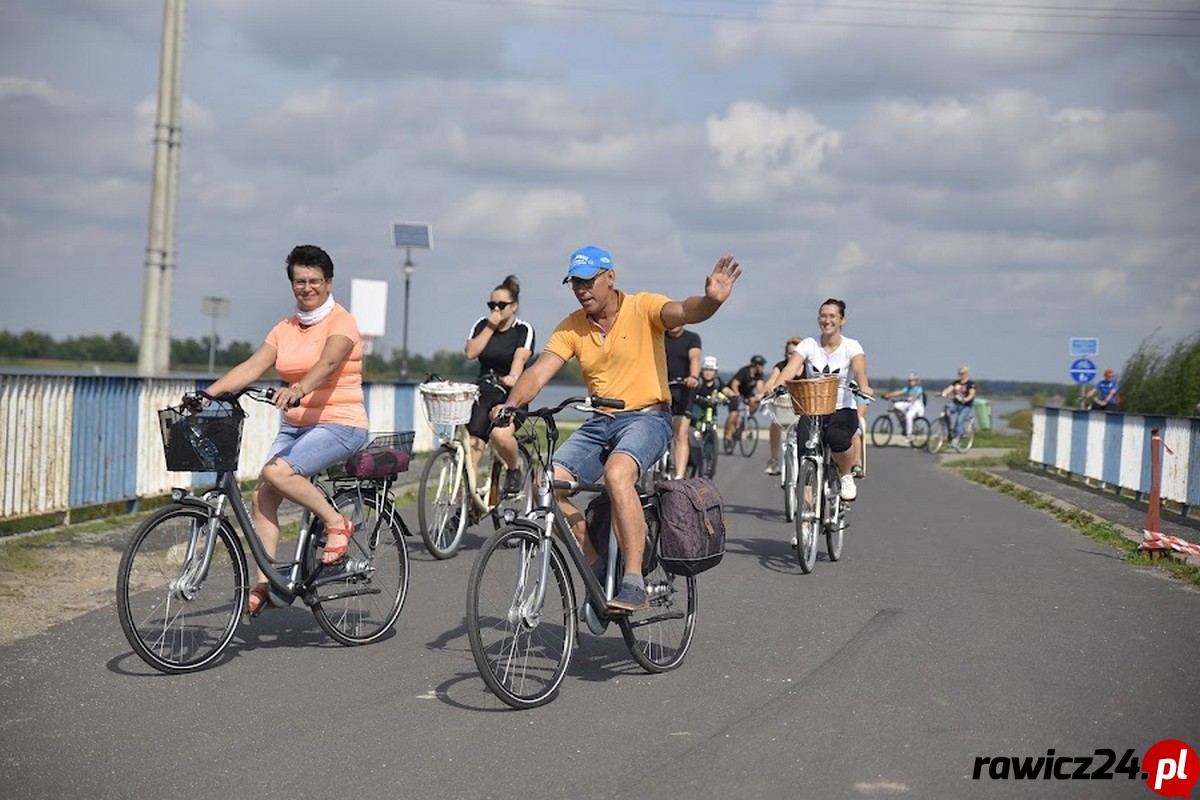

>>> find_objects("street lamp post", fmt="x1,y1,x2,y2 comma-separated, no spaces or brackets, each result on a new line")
201,296,230,375
391,221,433,380
401,248,414,378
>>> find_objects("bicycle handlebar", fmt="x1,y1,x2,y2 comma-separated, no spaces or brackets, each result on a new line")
181,385,282,412
492,393,626,428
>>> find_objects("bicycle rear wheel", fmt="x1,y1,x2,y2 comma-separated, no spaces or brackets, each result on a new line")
116,504,247,674
927,419,949,454
309,489,410,645
910,417,931,449
618,507,697,673
795,458,820,573
417,446,469,559
739,415,759,457
467,525,576,709
956,418,976,453
870,415,893,447
491,442,535,530
824,469,845,562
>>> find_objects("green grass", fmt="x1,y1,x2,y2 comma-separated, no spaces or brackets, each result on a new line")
961,468,1200,589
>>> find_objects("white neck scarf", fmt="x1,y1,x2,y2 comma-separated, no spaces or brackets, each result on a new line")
296,294,335,327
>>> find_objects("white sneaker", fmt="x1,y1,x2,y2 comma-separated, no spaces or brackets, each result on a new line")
764,458,780,475
839,474,857,501
790,533,798,548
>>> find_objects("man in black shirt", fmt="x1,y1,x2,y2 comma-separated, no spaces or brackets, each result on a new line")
723,354,765,449
664,325,702,479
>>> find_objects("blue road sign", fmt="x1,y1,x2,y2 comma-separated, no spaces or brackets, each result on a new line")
1069,337,1099,357
1070,358,1097,384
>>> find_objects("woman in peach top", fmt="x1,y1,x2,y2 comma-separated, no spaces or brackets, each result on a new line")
204,244,369,617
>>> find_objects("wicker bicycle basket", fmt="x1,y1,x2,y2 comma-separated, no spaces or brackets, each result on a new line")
158,405,245,472
418,381,480,426
785,375,841,416
764,393,799,427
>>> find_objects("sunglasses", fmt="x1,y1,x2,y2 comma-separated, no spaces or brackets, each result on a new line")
486,301,512,311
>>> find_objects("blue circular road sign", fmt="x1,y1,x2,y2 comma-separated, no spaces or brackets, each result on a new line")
1070,358,1097,384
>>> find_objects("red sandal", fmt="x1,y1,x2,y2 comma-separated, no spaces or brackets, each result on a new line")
321,515,354,565
246,582,271,618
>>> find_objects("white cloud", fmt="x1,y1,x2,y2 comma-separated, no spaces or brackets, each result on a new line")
444,188,590,242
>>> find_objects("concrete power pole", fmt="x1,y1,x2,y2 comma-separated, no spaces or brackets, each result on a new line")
137,0,185,376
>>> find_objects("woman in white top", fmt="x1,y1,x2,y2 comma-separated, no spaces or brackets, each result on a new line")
760,298,872,500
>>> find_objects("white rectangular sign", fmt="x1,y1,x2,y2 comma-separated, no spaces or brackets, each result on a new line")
351,278,389,338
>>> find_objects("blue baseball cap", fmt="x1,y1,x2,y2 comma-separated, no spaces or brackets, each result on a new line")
563,245,613,284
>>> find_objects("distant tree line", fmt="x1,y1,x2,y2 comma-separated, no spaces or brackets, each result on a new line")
0,329,584,384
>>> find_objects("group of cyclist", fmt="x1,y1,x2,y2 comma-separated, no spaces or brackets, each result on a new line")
198,240,982,622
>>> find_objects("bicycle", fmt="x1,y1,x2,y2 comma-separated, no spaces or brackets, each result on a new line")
686,390,726,479
722,397,760,457
927,401,976,454
116,387,411,674
466,394,698,709
763,392,800,522
777,377,872,574
416,375,537,559
870,400,931,449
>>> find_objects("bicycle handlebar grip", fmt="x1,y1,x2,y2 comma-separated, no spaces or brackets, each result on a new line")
591,396,625,410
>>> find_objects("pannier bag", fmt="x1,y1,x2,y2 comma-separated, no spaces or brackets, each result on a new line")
654,476,726,576
584,492,659,575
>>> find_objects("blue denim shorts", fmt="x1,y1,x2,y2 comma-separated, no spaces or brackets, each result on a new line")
553,410,672,483
264,423,369,477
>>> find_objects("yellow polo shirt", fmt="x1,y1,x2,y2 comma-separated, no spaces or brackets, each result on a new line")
544,291,670,411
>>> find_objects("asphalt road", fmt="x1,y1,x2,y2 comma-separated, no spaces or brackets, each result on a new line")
2,446,1198,799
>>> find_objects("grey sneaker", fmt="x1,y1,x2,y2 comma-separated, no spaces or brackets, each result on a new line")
607,582,649,613
765,458,781,475
502,468,525,497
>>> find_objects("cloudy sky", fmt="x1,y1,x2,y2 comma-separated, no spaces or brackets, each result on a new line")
2,0,1197,384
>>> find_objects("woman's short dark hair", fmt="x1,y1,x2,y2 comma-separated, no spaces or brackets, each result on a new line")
286,245,334,281
819,298,846,317
495,274,520,302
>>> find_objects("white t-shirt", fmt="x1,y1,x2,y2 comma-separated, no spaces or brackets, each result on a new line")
798,335,865,410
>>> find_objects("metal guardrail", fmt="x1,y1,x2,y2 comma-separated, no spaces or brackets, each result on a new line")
1029,407,1199,515
0,374,429,524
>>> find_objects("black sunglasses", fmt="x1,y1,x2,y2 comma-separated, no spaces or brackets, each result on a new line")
486,301,512,311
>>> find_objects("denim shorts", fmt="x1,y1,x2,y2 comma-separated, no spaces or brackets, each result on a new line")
264,423,369,477
553,410,672,483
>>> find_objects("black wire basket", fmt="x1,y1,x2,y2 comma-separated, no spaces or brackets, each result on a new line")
158,405,245,472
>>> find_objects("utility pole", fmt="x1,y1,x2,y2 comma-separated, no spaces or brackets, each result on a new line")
138,0,185,376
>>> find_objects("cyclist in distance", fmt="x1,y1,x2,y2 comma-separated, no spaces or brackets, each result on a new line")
724,354,766,450
693,355,725,419
201,244,370,616
1085,368,1120,411
760,298,872,501
763,336,802,475
883,373,926,443
664,324,702,480
463,274,535,496
494,245,742,612
939,365,976,447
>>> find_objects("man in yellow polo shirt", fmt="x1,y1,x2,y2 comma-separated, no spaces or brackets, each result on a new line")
497,245,742,612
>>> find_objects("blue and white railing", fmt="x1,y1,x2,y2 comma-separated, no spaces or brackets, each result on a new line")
1029,407,1199,516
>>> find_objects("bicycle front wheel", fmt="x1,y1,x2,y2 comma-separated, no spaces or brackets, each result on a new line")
491,443,535,530
618,507,698,673
927,419,949,454
702,430,719,479
739,415,759,457
870,415,893,447
309,489,410,645
116,504,247,674
910,417,931,449
418,446,469,559
467,525,576,710
795,458,820,573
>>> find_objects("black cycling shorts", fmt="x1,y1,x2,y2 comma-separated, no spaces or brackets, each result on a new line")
669,384,694,417
797,407,859,454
